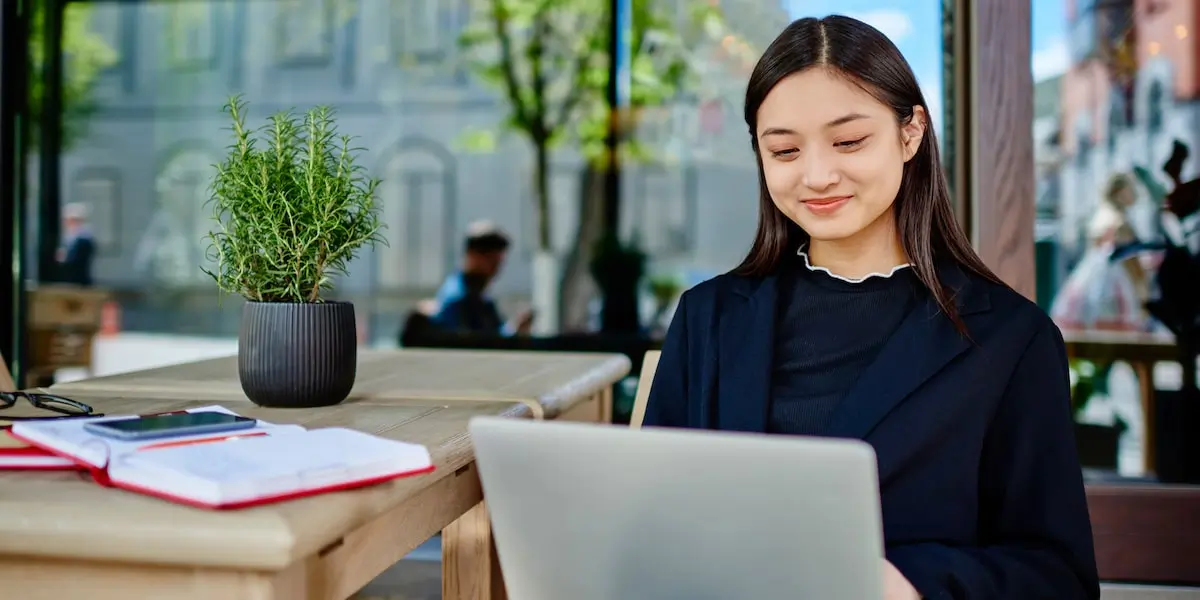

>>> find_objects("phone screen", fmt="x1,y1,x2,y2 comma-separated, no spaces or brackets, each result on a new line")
93,412,253,434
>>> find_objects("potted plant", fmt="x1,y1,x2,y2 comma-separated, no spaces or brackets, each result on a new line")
589,234,647,334
646,273,683,334
204,95,384,408
1068,358,1125,470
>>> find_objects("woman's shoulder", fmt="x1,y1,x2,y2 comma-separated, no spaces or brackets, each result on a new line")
678,271,769,308
958,267,1062,343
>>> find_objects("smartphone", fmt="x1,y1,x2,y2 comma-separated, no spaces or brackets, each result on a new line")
83,412,257,441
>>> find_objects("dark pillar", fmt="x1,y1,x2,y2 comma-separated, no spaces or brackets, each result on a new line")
0,0,29,381
37,0,65,284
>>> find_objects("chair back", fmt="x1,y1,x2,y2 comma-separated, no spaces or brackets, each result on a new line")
629,350,660,429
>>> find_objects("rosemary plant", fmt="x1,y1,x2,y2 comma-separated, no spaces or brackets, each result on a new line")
204,95,384,303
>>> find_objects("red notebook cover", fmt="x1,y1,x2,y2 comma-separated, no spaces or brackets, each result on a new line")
0,430,80,471
10,412,436,509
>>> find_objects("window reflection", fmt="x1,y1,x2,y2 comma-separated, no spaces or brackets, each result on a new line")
145,148,218,286
377,141,454,290
1034,0,1199,478
35,0,950,342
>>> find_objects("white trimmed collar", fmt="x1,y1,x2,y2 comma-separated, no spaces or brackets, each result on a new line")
796,246,911,284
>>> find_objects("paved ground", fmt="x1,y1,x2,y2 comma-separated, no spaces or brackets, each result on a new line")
352,538,442,600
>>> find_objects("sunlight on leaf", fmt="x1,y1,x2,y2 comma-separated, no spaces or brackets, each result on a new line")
456,129,500,153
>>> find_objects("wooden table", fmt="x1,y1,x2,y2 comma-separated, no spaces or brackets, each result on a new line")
50,348,631,422
1061,330,1177,474
7,349,630,600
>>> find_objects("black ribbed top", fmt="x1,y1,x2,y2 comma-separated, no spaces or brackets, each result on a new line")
768,253,919,436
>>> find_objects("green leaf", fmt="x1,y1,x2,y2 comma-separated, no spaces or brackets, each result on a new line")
455,0,744,243
27,0,119,152
456,129,499,153
204,95,385,303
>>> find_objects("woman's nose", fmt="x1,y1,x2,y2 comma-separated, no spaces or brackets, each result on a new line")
801,150,839,191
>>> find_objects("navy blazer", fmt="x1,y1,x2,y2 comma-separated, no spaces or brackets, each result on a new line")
644,263,1100,600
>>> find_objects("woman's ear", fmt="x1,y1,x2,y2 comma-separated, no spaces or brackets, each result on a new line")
900,106,927,162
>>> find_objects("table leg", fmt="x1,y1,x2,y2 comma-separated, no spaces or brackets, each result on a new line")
556,389,614,423
442,500,506,600
1133,361,1156,475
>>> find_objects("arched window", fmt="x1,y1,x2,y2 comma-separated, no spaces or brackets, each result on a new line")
376,142,454,289
71,168,121,255
145,148,216,285
627,164,694,256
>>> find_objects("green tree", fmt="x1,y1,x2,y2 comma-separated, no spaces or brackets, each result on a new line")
459,0,731,328
26,0,118,152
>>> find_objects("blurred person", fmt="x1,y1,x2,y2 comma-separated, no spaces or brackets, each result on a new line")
1051,173,1150,331
54,202,96,286
643,15,1098,600
431,222,534,335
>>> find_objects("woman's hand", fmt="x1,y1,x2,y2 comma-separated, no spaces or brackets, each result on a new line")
884,559,920,600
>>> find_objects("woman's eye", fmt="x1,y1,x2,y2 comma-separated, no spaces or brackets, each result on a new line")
835,137,868,148
770,149,798,158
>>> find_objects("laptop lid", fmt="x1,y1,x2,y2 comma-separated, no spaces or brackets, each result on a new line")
469,417,885,600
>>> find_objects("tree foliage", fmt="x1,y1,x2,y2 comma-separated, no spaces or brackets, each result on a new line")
457,0,728,250
26,0,118,152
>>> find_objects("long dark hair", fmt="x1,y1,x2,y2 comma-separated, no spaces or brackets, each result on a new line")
735,15,1001,333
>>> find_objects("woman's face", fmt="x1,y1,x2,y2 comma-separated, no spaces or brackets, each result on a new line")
1115,185,1136,208
755,68,925,244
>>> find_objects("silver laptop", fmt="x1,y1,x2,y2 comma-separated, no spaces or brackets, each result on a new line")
468,417,885,600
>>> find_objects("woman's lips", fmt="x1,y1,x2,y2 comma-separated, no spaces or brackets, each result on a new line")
801,195,852,216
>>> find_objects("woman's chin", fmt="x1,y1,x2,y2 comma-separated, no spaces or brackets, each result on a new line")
799,222,867,243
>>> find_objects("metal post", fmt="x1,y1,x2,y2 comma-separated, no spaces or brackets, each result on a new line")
38,0,65,284
0,0,30,381
603,0,623,234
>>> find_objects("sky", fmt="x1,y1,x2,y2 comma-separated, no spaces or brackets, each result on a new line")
785,0,1072,129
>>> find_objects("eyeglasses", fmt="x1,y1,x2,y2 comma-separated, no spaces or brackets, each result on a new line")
0,391,100,421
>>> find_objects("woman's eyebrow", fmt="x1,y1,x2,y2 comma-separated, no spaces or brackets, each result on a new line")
759,113,871,139
825,112,870,128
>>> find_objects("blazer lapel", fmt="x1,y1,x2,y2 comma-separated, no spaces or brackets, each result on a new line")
824,266,991,440
716,275,779,432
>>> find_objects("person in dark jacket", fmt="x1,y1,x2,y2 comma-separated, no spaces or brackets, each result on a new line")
643,15,1100,600
431,222,533,335
55,202,96,286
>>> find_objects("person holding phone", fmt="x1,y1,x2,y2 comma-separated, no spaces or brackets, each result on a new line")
643,15,1099,600
431,222,535,336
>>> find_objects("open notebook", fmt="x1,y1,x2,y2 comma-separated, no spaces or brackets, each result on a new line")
0,430,78,470
10,406,436,509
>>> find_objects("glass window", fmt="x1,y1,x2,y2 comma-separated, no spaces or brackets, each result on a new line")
36,0,605,348
628,1,951,281
376,141,453,289
1033,0,1198,480
29,0,951,374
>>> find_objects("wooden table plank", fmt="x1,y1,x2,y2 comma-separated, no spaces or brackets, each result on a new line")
49,348,631,419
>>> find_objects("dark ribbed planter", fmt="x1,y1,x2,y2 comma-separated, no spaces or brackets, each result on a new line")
1074,423,1121,470
238,301,357,408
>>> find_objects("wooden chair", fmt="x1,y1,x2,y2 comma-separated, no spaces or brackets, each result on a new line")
629,350,660,429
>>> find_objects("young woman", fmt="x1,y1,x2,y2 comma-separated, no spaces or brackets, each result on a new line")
1051,173,1151,332
643,15,1100,600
